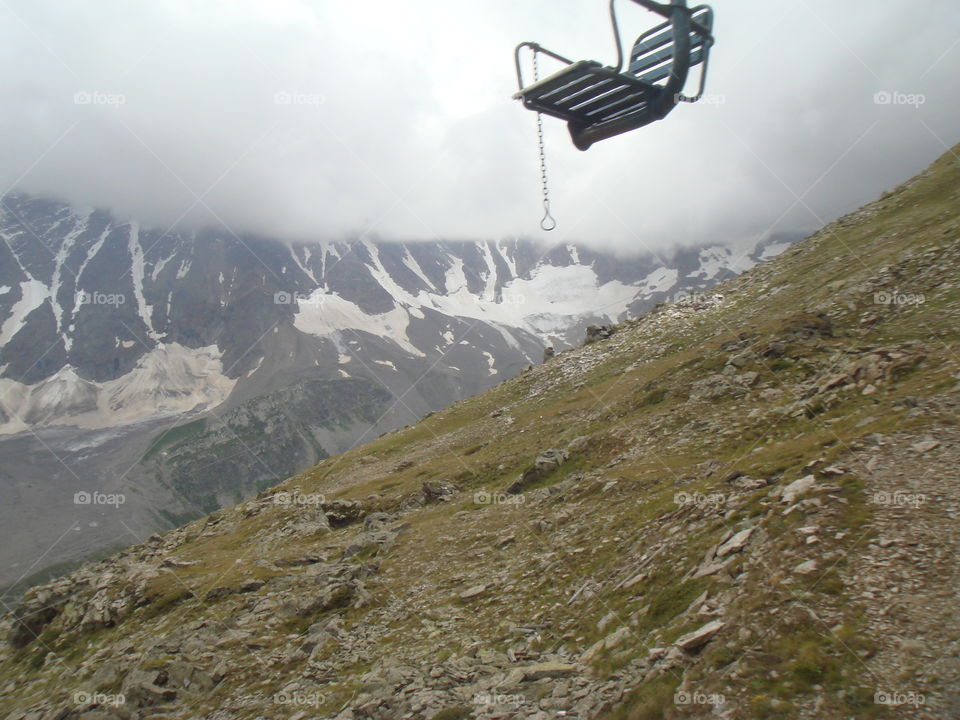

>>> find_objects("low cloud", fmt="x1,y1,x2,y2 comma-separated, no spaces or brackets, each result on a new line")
1,0,957,251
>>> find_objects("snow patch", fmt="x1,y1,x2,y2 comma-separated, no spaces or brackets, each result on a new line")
293,291,425,357
482,350,497,376
292,243,638,351
289,244,317,283
401,248,436,291
0,279,50,349
638,266,678,295
690,247,733,281
0,343,236,435
758,242,792,260
150,251,177,281
49,212,90,343
127,222,160,340
246,356,264,377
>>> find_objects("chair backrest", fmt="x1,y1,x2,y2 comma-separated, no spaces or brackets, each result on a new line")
628,5,713,86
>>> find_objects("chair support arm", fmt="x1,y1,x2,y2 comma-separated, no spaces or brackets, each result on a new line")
514,42,576,92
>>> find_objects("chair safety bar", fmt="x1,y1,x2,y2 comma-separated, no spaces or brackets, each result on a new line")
514,42,577,93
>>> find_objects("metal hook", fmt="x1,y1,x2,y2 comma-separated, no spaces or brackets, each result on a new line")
540,202,557,231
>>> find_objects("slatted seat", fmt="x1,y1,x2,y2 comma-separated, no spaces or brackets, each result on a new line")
630,5,713,87
514,0,715,150
515,61,659,127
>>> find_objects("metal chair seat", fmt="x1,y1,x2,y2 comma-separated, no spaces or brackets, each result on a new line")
514,61,660,129
514,0,715,150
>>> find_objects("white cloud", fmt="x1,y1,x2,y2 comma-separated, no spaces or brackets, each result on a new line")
1,0,958,250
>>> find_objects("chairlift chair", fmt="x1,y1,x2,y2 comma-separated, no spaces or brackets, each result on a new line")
514,0,715,151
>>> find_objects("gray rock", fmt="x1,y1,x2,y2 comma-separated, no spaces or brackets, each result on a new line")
716,528,754,558
518,662,578,681
422,482,459,503
459,585,487,600
363,512,394,531
911,438,940,453
780,475,816,504
507,449,569,494
675,620,725,652
584,325,615,344
296,583,356,617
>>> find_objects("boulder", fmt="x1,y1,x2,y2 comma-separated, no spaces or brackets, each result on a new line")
518,662,578,681
584,325,615,344
911,438,940,453
458,585,487,600
507,449,569,494
716,528,754,558
675,620,725,652
363,512,394,531
7,588,72,648
296,583,356,617
321,500,366,527
422,482,458,503
780,475,816,504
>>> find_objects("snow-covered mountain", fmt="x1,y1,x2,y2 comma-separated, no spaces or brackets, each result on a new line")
0,191,797,591
0,193,793,434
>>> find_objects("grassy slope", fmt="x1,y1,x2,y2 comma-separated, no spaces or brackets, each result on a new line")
1,146,958,719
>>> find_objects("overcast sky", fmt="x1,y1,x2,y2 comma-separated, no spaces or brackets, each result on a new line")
1,0,958,253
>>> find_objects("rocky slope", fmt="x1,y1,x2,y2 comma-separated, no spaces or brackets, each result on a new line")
1,147,958,719
0,195,793,592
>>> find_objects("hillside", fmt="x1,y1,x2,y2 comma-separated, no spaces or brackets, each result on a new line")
0,196,789,593
2,146,958,719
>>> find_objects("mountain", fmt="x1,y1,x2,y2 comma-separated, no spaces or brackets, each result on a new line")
1,147,957,719
0,193,796,436
0,194,795,592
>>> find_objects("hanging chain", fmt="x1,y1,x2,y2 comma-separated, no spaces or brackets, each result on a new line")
532,49,556,231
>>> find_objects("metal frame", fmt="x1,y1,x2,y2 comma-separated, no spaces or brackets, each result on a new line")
513,0,714,150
